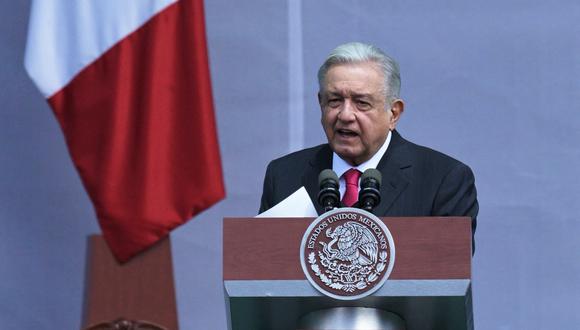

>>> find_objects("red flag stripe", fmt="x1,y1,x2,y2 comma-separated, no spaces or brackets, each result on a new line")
48,0,225,262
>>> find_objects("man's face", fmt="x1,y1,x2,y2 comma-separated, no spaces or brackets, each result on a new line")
319,62,402,166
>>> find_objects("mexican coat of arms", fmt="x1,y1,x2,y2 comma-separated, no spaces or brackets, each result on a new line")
300,208,395,300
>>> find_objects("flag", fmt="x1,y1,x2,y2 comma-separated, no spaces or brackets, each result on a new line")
24,0,225,262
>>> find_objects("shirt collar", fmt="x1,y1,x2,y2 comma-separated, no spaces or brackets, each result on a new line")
332,130,392,177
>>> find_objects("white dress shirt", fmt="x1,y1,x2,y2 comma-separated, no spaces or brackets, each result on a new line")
332,131,392,197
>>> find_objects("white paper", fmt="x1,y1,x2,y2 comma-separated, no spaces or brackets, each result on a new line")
256,186,317,218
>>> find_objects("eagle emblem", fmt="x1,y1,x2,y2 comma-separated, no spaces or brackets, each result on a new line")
320,221,378,266
300,208,395,300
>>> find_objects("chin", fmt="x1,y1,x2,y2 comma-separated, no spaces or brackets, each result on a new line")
335,150,362,164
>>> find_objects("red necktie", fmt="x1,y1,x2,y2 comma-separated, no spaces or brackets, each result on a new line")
341,168,361,207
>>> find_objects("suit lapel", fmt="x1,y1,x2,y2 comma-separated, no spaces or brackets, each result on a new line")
302,145,333,215
301,132,411,216
372,131,411,216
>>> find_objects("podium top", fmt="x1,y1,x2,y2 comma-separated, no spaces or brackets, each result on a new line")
223,217,471,281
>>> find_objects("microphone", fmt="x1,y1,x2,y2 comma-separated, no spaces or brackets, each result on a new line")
318,169,340,212
358,169,382,212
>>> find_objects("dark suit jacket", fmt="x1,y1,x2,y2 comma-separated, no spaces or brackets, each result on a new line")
259,130,478,238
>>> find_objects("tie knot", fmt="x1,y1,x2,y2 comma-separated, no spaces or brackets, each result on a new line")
341,168,361,207
343,168,361,185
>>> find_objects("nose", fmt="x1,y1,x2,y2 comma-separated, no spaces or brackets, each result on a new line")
337,100,356,122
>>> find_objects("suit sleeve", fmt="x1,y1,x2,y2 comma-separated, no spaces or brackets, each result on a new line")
259,162,274,214
432,162,479,249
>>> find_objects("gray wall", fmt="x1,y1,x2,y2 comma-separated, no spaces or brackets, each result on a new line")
2,0,580,329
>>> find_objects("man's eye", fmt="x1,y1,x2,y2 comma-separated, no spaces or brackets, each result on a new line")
327,99,341,107
357,101,371,110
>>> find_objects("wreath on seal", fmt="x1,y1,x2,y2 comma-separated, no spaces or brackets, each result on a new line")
308,250,388,293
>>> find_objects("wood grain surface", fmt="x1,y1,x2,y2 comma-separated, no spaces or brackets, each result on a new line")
223,217,471,280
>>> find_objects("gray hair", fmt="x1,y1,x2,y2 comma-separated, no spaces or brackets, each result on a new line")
317,42,401,103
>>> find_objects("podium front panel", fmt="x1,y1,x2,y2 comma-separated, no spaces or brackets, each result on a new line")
223,217,473,330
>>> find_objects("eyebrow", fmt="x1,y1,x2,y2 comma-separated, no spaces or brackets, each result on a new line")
324,91,374,99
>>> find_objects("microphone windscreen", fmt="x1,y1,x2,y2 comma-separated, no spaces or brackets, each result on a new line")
318,169,339,186
361,168,382,185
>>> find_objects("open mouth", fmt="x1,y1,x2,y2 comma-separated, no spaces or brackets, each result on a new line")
336,129,358,137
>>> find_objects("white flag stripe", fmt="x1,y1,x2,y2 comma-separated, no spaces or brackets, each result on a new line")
24,0,178,98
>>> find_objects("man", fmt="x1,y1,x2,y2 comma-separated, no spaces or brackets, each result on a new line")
259,42,478,239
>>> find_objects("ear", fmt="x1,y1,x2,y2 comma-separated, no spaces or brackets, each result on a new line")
318,92,325,126
388,99,405,130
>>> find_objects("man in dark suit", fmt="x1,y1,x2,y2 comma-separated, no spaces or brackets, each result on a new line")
259,42,478,238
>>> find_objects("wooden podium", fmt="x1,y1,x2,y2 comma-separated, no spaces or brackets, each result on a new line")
81,235,178,330
223,217,473,330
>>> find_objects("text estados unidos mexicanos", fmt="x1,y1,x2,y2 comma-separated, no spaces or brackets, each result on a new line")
307,213,387,250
